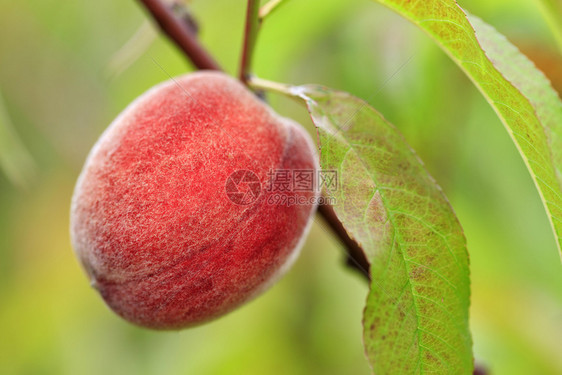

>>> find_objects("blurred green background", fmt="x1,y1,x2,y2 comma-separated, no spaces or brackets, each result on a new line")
1,0,561,374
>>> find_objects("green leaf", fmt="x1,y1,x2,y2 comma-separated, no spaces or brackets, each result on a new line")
468,14,562,182
371,0,562,260
293,85,473,374
0,90,35,188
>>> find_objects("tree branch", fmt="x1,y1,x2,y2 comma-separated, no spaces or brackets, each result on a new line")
137,0,220,70
317,204,370,280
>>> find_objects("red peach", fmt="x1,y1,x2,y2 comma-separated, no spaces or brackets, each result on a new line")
70,71,318,329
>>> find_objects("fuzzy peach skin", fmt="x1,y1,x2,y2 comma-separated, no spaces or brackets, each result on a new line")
70,71,318,329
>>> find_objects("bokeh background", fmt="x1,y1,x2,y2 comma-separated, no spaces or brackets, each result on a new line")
1,0,561,374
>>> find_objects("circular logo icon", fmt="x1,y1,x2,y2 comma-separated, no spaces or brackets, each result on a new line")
225,170,261,205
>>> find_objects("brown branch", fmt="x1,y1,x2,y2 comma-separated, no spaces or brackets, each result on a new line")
170,1,199,35
318,204,370,280
473,364,489,375
137,0,220,70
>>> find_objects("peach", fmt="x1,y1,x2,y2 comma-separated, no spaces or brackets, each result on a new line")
70,71,318,329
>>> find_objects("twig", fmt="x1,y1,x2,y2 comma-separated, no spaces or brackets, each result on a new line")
239,0,289,84
238,0,261,84
137,0,220,70
318,204,370,280
170,0,199,35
